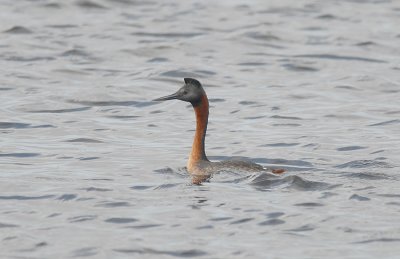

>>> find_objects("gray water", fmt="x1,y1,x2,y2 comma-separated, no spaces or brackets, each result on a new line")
1,0,400,258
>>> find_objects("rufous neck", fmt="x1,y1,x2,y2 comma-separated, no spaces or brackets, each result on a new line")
189,94,209,164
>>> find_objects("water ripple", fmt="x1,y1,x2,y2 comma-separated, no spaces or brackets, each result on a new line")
343,172,391,180
259,219,285,226
335,159,394,169
3,26,32,34
249,174,336,191
68,215,97,223
67,99,154,107
349,194,370,201
337,146,367,151
57,194,78,201
132,32,203,38
114,248,208,257
65,138,103,143
0,122,31,129
354,238,400,244
0,222,19,228
282,64,319,72
76,0,106,9
294,54,387,63
95,202,131,207
369,119,400,126
0,122,54,129
0,153,40,158
29,107,91,113
0,195,55,200
104,218,138,224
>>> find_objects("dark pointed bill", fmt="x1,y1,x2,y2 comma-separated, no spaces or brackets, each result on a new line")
153,91,181,101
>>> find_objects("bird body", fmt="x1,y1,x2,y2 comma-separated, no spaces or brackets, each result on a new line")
154,78,284,184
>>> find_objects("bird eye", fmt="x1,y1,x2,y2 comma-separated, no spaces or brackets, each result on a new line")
183,90,188,95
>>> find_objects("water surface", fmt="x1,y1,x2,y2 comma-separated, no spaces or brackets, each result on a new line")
1,0,400,258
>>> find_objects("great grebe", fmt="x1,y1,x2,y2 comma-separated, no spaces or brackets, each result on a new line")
154,78,284,184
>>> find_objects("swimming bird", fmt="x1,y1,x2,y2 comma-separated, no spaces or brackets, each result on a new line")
154,78,284,184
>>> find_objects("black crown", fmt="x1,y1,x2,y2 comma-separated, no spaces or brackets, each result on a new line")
184,78,201,87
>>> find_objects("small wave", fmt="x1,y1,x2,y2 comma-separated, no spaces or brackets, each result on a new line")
153,167,188,178
29,107,91,113
95,202,131,207
0,122,31,129
0,122,54,129
71,247,97,257
68,215,97,223
5,56,55,62
114,248,207,257
293,54,386,63
0,153,40,158
53,68,91,75
377,194,400,198
353,238,400,244
316,14,337,19
104,218,138,224
238,62,268,66
132,32,203,38
255,157,314,168
61,49,91,57
57,194,78,201
147,57,169,62
107,115,140,119
230,218,254,225
249,174,336,191
355,41,376,46
258,219,285,226
65,138,103,143
3,26,32,34
369,119,400,126
337,146,367,151
76,0,106,9
81,187,112,192
282,64,319,72
46,24,78,29
32,124,55,128
83,178,113,181
126,224,163,229
79,157,100,161
349,194,370,201
271,115,303,120
266,212,285,218
272,123,301,127
130,185,154,190
249,173,337,191
335,159,394,169
302,26,326,31
288,224,316,232
0,195,55,200
209,217,233,222
160,70,204,78
244,115,266,120
261,143,299,147
153,183,182,190
0,222,19,228
335,85,361,90
209,156,313,168
196,225,213,229
342,172,391,180
245,32,280,41
194,70,217,76
67,99,154,107
209,98,225,103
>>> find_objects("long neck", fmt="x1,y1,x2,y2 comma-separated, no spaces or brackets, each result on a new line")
188,94,209,166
